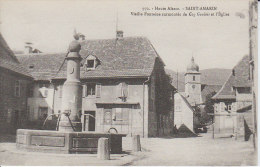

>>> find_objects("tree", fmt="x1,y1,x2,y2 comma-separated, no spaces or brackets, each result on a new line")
202,91,216,124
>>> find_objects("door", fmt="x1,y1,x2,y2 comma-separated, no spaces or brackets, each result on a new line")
84,111,96,131
11,110,20,133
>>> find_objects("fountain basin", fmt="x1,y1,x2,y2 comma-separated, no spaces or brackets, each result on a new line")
16,129,126,154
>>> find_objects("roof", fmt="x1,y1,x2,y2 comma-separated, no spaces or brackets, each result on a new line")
0,33,32,78
186,56,199,72
237,104,252,113
212,55,251,100
175,91,195,112
17,37,160,80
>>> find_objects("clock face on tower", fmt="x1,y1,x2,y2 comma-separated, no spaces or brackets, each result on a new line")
192,85,196,89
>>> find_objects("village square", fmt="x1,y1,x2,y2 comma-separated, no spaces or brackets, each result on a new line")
0,0,258,166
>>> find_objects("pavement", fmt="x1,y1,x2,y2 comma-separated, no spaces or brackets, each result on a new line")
0,133,257,166
128,133,258,166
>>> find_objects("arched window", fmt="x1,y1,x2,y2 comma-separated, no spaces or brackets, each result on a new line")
193,76,195,81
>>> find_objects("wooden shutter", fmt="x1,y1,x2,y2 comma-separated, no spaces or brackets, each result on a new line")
122,82,128,97
122,108,129,124
116,83,122,97
58,85,63,98
96,83,101,97
82,84,86,97
84,84,88,97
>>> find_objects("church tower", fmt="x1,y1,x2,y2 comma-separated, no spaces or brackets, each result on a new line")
185,57,202,106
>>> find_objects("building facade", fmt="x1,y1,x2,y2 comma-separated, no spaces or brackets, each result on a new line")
212,55,252,138
18,33,175,137
0,33,33,133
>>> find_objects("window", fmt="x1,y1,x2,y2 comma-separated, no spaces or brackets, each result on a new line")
15,80,21,97
237,87,251,94
193,76,195,81
104,108,112,125
228,105,232,111
87,60,95,68
83,83,101,97
85,55,99,70
87,83,96,96
112,108,129,124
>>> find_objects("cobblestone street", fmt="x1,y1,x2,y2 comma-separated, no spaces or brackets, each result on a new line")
0,133,257,166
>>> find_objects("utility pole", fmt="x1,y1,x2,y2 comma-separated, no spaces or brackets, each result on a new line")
176,69,179,91
248,0,257,150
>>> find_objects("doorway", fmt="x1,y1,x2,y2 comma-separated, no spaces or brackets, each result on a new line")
83,111,96,131
11,110,20,133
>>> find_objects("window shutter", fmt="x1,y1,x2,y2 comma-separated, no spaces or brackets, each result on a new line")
59,86,63,98
122,108,129,124
96,83,101,97
82,84,86,97
220,102,225,111
122,82,128,97
116,83,122,97
84,84,88,97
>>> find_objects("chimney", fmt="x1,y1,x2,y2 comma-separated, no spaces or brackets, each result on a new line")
24,42,33,54
116,30,123,39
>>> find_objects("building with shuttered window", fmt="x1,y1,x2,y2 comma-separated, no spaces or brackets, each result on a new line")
212,55,252,137
0,33,33,133
17,31,175,137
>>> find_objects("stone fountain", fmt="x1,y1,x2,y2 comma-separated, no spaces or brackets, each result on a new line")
16,34,126,154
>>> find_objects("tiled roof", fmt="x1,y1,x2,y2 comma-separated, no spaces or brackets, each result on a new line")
0,33,32,78
17,37,160,80
212,55,251,100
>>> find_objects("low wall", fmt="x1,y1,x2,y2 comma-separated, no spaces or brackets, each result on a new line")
16,129,126,154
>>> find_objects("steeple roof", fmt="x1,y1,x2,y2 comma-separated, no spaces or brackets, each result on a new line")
186,56,199,72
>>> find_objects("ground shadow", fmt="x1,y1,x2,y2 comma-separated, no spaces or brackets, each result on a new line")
0,134,16,143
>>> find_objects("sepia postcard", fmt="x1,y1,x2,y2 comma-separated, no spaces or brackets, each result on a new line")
0,0,258,166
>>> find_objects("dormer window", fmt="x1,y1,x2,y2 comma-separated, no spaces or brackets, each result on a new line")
87,60,95,68
85,55,99,70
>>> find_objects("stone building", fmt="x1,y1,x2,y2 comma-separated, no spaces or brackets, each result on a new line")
0,33,33,133
212,55,252,138
18,32,175,137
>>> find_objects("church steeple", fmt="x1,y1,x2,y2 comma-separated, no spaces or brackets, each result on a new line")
185,56,202,106
187,56,199,72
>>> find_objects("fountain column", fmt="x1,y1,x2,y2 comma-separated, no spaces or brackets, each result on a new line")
59,35,82,132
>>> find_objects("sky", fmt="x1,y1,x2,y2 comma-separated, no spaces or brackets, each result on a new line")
0,0,250,72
